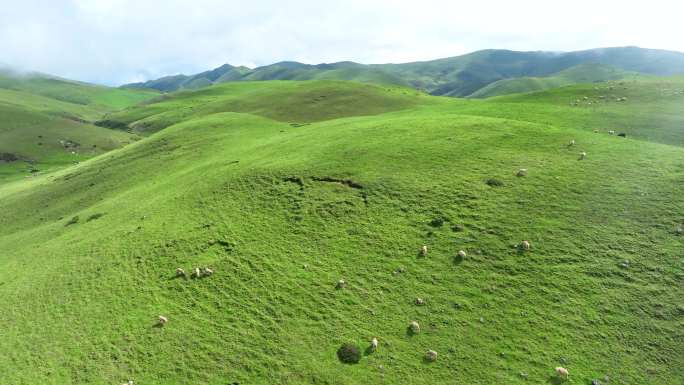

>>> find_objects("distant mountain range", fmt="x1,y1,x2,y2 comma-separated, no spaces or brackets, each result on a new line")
123,46,684,97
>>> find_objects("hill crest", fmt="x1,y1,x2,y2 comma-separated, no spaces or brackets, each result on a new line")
122,47,684,97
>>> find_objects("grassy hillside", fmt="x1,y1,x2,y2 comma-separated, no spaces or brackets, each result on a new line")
1,79,682,385
124,62,409,92
453,77,684,146
377,47,684,97
123,47,684,98
0,72,158,115
469,63,642,98
101,80,432,134
0,72,159,181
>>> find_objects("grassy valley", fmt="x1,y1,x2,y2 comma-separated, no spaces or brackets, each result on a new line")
0,77,682,384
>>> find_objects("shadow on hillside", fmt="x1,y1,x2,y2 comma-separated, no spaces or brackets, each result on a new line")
546,376,565,385
452,254,464,265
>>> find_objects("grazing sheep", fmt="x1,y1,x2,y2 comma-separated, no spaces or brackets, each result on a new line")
203,267,214,276
193,267,201,278
336,279,346,290
520,240,531,250
122,381,133,385
158,315,168,326
176,267,186,277
555,366,569,378
516,168,527,177
370,337,378,351
415,297,425,306
568,139,575,147
579,152,587,160
458,250,467,259
409,321,420,334
608,130,615,135
420,245,428,257
425,350,438,362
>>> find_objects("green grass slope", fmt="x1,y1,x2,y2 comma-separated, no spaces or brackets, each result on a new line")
469,63,641,98
0,72,159,181
452,77,684,146
101,80,432,134
0,72,158,115
0,80,682,385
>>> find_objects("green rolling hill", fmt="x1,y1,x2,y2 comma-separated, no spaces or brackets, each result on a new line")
468,63,642,98
0,71,159,181
123,47,684,97
99,81,431,134
1,77,682,384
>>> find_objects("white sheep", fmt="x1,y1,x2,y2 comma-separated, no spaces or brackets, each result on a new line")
458,250,467,259
608,130,615,135
409,321,420,334
516,168,528,177
158,315,168,326
176,267,186,277
425,350,438,362
203,267,214,276
555,367,569,378
568,139,576,146
122,381,133,385
420,245,428,257
370,337,378,351
520,240,531,250
336,279,346,289
579,152,587,160
415,297,425,306
193,267,201,278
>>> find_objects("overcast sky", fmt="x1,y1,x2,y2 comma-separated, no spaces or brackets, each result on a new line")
1,0,683,86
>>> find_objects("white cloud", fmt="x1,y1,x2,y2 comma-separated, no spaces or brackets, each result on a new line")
0,0,682,85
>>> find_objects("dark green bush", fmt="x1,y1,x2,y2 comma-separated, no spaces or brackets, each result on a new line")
337,343,361,364
486,178,504,187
